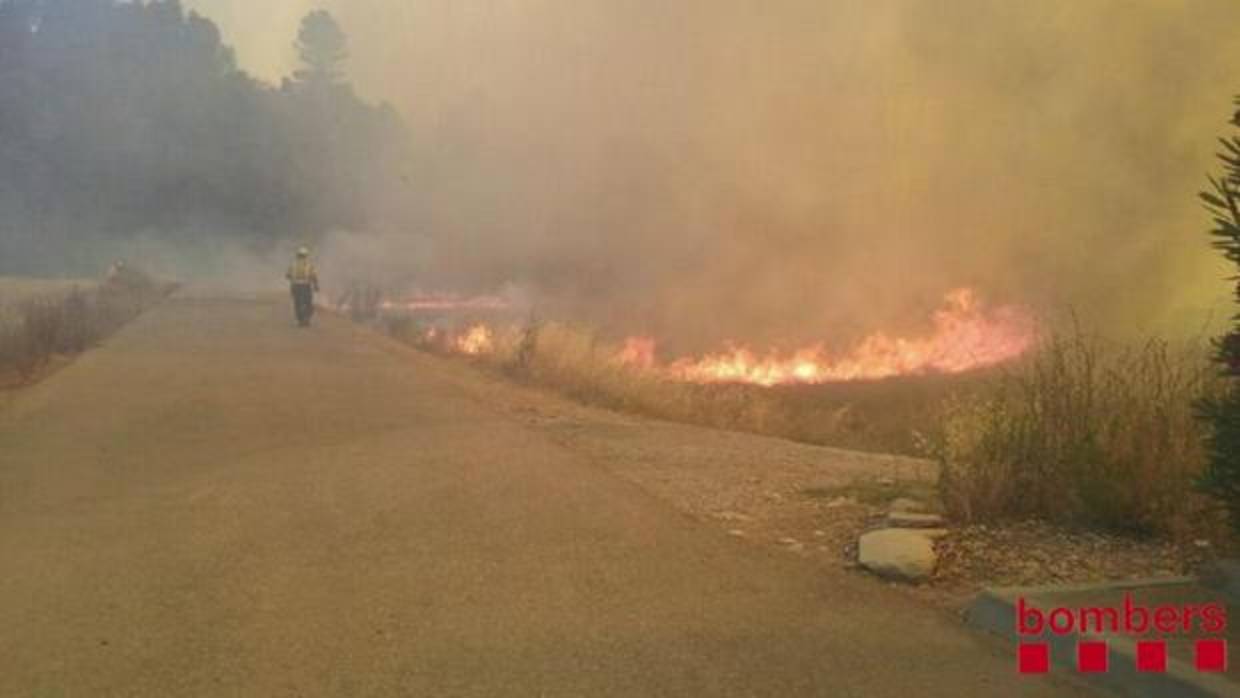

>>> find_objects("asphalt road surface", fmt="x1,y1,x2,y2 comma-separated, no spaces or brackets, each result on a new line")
0,295,1097,697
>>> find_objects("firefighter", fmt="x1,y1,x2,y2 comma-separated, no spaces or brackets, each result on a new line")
286,246,320,327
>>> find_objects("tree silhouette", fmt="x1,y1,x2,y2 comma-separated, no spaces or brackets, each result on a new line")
0,0,409,274
293,10,347,87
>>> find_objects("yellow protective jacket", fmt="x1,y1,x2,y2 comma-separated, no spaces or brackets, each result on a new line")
286,259,319,289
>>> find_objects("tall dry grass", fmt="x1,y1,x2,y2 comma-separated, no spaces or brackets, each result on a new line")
926,328,1224,537
387,317,957,454
384,314,1227,537
0,270,175,384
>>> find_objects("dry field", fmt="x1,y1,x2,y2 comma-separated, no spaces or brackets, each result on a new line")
375,328,1217,608
0,271,172,389
0,277,98,326
386,315,991,457
380,313,1232,546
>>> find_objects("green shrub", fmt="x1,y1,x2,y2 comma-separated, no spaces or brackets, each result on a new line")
1198,96,1240,532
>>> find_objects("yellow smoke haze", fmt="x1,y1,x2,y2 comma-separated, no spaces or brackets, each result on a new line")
188,0,1240,344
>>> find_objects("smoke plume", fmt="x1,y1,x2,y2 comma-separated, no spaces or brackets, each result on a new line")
131,2,1240,344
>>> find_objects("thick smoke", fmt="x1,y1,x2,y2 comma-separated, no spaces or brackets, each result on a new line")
122,2,1240,343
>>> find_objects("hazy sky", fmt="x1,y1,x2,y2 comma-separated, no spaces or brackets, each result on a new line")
187,0,1240,345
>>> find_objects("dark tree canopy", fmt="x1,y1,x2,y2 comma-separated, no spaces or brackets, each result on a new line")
294,10,348,87
0,0,409,274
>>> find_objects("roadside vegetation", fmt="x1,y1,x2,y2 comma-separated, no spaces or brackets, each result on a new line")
380,314,1229,545
926,329,1223,539
385,317,958,455
1196,95,1240,535
0,269,175,387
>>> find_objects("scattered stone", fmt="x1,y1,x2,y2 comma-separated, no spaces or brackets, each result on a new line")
824,496,857,509
911,528,950,541
858,529,937,583
712,511,753,523
727,529,747,538
888,497,925,513
876,477,896,487
1195,539,1212,549
887,512,945,529
813,529,827,538
777,537,800,547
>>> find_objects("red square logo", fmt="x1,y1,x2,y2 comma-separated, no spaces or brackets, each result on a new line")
1136,640,1167,673
1077,641,1108,673
1019,643,1050,674
1196,639,1228,673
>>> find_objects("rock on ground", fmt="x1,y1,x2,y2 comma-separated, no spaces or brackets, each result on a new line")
859,529,938,583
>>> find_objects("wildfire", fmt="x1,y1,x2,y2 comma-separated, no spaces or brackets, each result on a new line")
646,289,1034,385
417,288,1035,386
617,336,657,370
455,324,495,355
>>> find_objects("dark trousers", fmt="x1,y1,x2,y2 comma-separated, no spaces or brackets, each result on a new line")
291,284,315,325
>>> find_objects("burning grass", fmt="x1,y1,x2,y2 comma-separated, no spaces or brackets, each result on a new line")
641,289,1035,385
386,316,975,454
378,288,1027,453
0,269,175,387
377,288,1228,540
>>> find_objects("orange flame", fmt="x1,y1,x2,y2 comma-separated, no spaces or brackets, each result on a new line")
426,288,1035,386
455,324,495,355
617,336,657,370
625,289,1034,386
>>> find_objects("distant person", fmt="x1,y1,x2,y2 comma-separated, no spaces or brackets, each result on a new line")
105,260,126,283
285,247,320,327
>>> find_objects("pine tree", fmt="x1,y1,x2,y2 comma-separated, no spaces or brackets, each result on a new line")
1197,98,1240,531
293,10,347,87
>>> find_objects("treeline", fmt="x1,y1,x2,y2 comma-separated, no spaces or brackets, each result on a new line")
0,0,408,273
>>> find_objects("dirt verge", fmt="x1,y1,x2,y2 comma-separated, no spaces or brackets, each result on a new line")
378,336,1222,610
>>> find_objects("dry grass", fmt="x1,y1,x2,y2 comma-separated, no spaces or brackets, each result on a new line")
388,317,965,456
925,328,1226,538
0,270,175,386
386,314,1228,540
0,277,97,327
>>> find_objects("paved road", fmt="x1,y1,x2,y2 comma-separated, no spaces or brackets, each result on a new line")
0,296,1094,697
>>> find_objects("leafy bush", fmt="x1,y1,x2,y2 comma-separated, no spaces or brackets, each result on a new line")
1197,96,1240,533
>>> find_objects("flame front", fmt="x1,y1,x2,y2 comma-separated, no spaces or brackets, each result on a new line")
647,289,1034,385
421,288,1035,386
455,324,494,355
617,336,657,370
